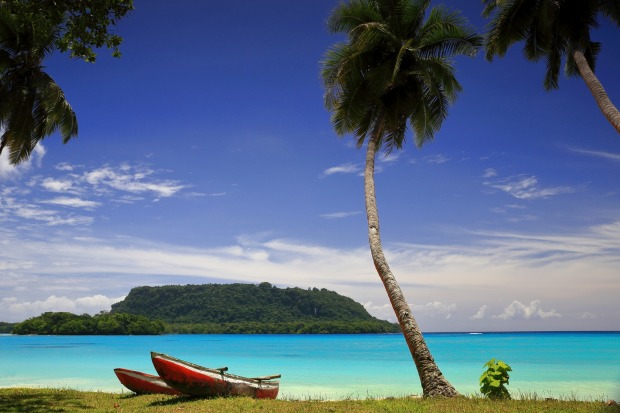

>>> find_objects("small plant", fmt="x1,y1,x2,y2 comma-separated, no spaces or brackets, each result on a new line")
480,358,512,399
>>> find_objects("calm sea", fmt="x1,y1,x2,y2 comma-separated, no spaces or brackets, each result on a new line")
0,332,618,400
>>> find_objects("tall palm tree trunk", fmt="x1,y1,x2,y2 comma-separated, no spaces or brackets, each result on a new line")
573,50,620,134
364,124,459,398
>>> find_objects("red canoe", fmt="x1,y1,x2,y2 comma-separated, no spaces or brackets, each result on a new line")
114,368,182,395
151,352,280,399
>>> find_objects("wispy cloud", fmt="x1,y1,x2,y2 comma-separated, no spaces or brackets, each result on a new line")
2,221,619,327
379,153,400,164
41,197,101,209
425,154,450,164
482,168,497,178
409,154,451,165
0,145,46,180
321,163,361,177
83,164,185,198
570,148,620,162
41,178,80,194
0,161,187,227
484,175,578,200
0,195,94,226
320,211,362,219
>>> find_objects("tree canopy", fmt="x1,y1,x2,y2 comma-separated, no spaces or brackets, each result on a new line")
111,283,393,325
0,0,134,62
12,311,165,335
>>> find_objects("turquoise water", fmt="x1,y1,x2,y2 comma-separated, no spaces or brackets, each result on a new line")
0,332,618,400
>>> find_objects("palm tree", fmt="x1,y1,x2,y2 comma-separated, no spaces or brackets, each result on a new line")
483,0,620,134
321,0,480,397
0,7,77,165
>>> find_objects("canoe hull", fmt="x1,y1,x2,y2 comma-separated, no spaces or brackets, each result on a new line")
114,368,182,395
151,352,279,399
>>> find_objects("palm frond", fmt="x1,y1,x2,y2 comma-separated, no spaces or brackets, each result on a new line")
327,0,381,35
597,0,620,25
542,36,565,90
419,6,481,59
485,0,540,60
0,5,77,164
322,0,477,154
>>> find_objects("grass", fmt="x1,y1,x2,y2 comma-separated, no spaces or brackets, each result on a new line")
1,388,618,413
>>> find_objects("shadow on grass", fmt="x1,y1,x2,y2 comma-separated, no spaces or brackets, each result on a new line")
147,394,213,407
0,389,90,412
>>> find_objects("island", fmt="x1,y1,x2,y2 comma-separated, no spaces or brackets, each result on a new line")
9,282,400,334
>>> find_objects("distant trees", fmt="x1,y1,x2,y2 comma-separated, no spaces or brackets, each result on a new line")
12,311,165,335
0,321,15,333
108,283,400,334
111,283,388,325
166,320,399,335
8,283,401,335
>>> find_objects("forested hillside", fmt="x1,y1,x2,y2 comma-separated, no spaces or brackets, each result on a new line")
111,282,399,333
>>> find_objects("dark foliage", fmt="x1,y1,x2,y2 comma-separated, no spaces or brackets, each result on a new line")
111,282,399,333
11,311,165,335
0,321,15,333
166,321,399,334
1,0,133,62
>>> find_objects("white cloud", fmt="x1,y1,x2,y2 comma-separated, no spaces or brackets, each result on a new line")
364,301,457,323
41,178,79,193
1,221,619,329
83,165,185,198
322,163,361,177
0,295,125,322
485,175,577,200
492,300,561,320
410,301,457,319
570,148,620,162
471,305,489,320
320,211,362,219
0,161,187,228
55,162,75,171
364,302,394,321
425,154,450,164
41,197,101,209
0,196,93,226
379,153,400,164
482,168,497,178
0,144,46,180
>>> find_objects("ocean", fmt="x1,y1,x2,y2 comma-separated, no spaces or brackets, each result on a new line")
0,332,618,400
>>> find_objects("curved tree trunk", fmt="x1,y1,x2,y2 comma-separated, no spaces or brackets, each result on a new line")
573,50,620,134
364,128,459,397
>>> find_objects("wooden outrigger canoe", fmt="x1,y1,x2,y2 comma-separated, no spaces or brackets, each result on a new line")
114,368,182,395
150,352,280,399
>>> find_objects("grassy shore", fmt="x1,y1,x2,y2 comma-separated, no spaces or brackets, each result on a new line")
1,388,618,413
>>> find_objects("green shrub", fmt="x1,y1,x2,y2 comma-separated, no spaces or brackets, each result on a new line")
480,358,512,399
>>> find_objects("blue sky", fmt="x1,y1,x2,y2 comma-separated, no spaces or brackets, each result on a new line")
1,0,619,331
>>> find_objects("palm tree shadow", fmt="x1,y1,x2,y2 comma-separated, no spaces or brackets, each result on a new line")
148,395,206,407
0,390,89,413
